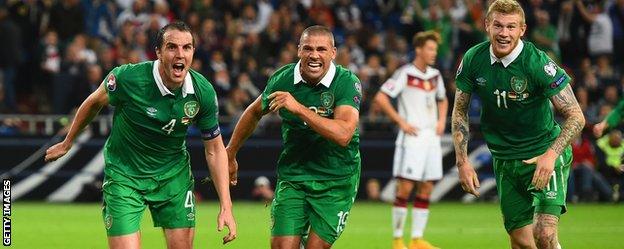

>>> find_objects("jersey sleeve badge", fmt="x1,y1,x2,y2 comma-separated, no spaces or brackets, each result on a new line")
106,74,116,91
543,61,557,77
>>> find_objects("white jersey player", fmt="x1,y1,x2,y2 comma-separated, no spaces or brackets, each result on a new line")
373,31,447,249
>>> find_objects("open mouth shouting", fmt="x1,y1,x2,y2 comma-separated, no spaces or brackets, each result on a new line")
495,38,512,49
172,62,185,77
305,61,323,73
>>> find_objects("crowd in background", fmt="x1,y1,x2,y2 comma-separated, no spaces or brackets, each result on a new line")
0,0,623,202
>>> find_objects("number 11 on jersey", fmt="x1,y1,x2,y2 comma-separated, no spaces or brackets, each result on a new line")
494,89,508,109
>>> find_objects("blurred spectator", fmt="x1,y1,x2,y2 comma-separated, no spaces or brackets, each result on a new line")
595,55,619,83
116,0,149,29
81,0,116,44
0,7,21,111
575,0,613,58
308,0,335,28
53,43,88,114
222,86,251,119
334,0,363,35
570,134,613,202
609,0,624,68
596,130,624,201
557,0,578,67
531,10,559,61
251,176,274,202
49,0,85,43
212,69,231,98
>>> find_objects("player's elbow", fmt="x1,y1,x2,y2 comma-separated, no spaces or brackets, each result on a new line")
335,136,352,147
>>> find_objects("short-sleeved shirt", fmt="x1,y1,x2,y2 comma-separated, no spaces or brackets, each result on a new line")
380,63,446,147
104,60,220,179
261,61,362,181
455,40,571,160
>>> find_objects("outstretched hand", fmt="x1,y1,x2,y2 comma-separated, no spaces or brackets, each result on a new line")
44,141,71,162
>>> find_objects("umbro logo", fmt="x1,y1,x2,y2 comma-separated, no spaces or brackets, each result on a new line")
476,77,487,86
146,107,157,117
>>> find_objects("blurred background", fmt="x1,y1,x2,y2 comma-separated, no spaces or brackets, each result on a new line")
0,0,622,206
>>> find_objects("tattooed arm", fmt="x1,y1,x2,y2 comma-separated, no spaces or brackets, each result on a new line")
526,84,585,190
451,89,480,197
550,84,586,154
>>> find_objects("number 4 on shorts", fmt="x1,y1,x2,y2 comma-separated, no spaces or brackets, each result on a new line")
184,190,194,212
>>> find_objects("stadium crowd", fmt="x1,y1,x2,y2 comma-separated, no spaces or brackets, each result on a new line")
0,0,623,202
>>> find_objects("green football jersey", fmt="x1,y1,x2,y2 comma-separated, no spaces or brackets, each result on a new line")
455,40,571,160
261,62,362,181
104,60,221,179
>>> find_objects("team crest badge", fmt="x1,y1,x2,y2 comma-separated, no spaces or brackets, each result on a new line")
320,92,334,108
510,77,527,93
183,101,199,118
106,74,116,91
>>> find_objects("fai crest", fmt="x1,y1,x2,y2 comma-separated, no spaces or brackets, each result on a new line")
510,77,527,93
320,92,334,108
184,101,200,118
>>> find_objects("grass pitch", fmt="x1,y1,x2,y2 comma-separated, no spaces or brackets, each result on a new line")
11,201,624,248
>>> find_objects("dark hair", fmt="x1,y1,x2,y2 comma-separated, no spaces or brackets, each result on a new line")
155,21,195,50
300,25,335,47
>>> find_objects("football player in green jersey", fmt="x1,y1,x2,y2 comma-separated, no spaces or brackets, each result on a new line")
45,22,236,248
226,25,362,249
451,0,585,248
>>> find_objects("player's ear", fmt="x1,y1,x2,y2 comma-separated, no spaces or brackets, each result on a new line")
155,46,161,60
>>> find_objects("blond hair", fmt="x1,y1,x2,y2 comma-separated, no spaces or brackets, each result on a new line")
412,30,441,48
486,0,525,24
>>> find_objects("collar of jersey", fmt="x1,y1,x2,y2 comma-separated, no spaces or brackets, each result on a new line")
489,40,524,68
152,59,195,98
293,60,336,88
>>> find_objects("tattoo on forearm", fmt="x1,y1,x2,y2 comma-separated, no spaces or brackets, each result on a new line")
452,90,471,165
550,85,585,155
534,214,559,249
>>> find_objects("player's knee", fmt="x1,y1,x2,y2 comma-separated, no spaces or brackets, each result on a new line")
510,236,535,249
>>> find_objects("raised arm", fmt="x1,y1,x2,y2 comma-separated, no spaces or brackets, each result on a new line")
45,82,109,162
268,91,359,147
451,89,480,196
203,135,237,244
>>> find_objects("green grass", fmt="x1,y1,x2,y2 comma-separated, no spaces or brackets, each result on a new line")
11,201,624,248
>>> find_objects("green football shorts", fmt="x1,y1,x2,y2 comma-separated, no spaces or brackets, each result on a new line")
271,173,360,244
493,146,572,232
101,166,196,236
